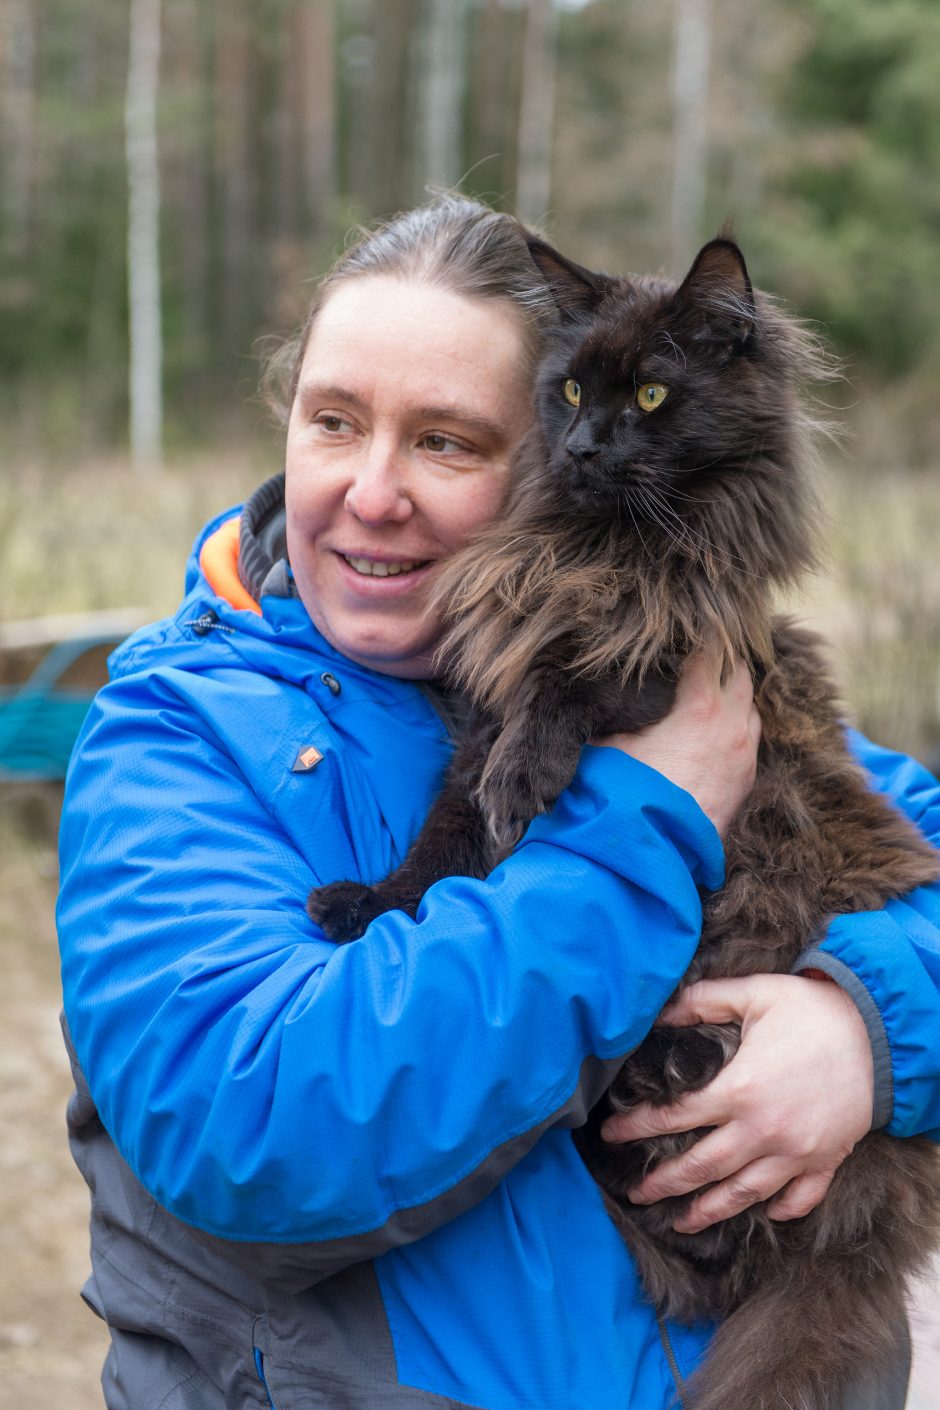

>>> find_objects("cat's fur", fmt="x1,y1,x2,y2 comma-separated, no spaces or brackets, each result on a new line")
307,235,940,1409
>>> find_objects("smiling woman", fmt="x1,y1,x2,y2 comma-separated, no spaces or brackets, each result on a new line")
285,276,533,677
55,195,940,1410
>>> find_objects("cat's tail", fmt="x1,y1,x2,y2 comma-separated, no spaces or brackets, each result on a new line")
682,1254,910,1410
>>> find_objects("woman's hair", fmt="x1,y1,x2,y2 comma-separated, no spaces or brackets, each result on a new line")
262,194,556,425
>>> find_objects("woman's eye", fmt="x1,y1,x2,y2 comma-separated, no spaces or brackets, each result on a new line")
563,378,581,408
636,383,669,412
422,433,464,454
314,413,350,433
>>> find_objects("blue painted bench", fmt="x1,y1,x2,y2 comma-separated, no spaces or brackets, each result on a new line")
0,610,149,781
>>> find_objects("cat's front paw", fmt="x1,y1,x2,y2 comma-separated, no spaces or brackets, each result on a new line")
307,881,388,942
481,750,576,845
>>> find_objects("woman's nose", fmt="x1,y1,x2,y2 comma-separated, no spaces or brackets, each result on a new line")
344,439,413,525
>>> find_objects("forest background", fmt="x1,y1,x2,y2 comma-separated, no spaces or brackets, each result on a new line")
1,1,939,1406
2,0,940,757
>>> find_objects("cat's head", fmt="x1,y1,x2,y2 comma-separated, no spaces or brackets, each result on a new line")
524,234,833,588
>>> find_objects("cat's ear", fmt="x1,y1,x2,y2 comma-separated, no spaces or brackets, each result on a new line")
526,236,612,319
676,238,755,345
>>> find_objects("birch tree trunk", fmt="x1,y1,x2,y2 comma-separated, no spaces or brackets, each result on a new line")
276,6,301,244
418,0,466,191
516,0,559,226
167,0,210,361
670,0,712,273
1,0,36,259
214,0,255,357
126,0,164,472
294,0,336,239
371,0,418,215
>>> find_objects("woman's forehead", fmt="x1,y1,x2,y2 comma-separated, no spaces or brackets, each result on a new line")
298,277,531,409
309,276,526,355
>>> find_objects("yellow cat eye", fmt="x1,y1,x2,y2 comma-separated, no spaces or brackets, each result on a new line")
636,382,669,412
563,378,581,408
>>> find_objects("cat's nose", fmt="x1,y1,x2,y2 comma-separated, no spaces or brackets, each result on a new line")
566,426,600,461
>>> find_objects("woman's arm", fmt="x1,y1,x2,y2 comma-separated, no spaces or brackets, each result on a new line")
59,655,749,1276
797,729,940,1141
601,732,940,1231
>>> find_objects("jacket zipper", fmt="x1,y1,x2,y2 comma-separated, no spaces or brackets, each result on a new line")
655,1314,686,1409
254,1348,277,1409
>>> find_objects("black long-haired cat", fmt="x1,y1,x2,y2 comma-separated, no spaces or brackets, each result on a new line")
308,235,940,1410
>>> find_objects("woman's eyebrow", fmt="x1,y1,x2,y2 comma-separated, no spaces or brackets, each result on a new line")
297,382,369,413
411,405,508,443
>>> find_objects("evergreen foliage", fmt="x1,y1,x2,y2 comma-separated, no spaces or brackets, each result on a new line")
0,0,936,460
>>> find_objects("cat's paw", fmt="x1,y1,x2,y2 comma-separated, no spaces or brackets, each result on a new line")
482,750,576,844
307,881,388,942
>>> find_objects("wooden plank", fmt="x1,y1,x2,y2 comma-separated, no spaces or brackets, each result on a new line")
0,609,151,653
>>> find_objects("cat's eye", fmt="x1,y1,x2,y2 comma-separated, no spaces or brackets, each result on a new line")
563,378,581,408
636,383,669,412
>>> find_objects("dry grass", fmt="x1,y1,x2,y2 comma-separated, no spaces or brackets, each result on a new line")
2,449,938,761
788,462,940,764
0,454,265,623
0,787,109,1408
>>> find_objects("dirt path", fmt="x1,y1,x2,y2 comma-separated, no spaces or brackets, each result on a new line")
1,790,108,1409
2,787,937,1409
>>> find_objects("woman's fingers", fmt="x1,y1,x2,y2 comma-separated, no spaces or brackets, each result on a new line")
601,1086,727,1145
601,974,873,1234
655,976,753,1029
607,1112,840,1232
670,1155,805,1233
593,651,760,837
765,1169,838,1222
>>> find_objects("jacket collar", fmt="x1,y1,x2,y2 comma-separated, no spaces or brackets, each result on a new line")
238,472,292,601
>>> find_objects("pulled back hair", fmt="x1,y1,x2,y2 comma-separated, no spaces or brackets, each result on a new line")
262,194,556,425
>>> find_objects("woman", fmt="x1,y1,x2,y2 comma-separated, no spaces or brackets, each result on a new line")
58,196,940,1409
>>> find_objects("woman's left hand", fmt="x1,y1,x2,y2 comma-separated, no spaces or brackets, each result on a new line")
600,973,875,1234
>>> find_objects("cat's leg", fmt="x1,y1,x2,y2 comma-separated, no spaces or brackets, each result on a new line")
575,1023,745,1324
307,720,496,942
479,665,676,845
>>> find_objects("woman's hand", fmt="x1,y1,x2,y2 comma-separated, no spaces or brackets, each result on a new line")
600,974,875,1232
595,651,761,837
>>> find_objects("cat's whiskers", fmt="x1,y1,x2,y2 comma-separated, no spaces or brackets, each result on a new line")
631,486,691,561
623,492,654,564
644,481,761,578
635,483,709,557
657,331,688,369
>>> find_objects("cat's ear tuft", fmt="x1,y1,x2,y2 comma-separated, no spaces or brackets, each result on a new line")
677,238,756,345
526,237,611,319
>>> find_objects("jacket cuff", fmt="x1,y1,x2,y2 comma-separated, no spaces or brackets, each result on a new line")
792,943,893,1130
795,902,940,1137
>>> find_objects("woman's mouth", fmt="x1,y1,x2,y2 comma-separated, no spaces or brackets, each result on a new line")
341,554,432,578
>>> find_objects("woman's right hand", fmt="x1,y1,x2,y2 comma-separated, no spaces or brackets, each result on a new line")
594,652,761,837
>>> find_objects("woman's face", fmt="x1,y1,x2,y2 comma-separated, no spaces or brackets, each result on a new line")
285,276,533,678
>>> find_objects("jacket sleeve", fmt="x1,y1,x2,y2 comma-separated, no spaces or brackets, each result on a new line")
794,729,940,1140
57,664,724,1278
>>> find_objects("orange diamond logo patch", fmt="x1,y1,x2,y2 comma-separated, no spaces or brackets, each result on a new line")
292,745,324,773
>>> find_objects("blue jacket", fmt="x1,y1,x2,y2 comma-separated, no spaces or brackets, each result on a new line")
57,495,940,1410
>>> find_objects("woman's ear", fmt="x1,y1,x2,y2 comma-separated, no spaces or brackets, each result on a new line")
526,236,613,320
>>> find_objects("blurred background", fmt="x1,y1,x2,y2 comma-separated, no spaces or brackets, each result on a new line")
0,1,938,1405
